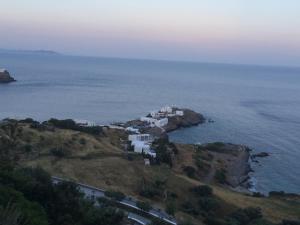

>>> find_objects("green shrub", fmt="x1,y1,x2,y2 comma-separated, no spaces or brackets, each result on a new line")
281,220,300,225
50,147,69,157
165,200,176,215
190,185,213,197
215,169,227,184
47,118,103,135
139,180,163,199
205,142,226,151
229,207,262,225
136,201,152,212
24,144,33,153
104,190,125,201
181,201,199,216
183,166,196,178
198,197,219,212
79,138,86,145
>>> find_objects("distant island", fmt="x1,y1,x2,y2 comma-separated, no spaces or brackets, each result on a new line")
0,69,16,83
0,48,60,55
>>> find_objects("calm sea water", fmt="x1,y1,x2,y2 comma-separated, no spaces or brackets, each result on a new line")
1,52,300,194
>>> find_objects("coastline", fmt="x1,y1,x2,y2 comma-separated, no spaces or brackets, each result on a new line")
0,106,271,194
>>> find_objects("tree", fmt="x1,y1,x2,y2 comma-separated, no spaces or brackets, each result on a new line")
136,201,152,212
165,200,176,215
215,169,227,184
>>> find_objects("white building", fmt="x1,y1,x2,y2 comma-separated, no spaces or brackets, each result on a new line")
140,117,168,128
125,127,140,134
128,134,152,142
175,110,184,116
150,111,159,118
131,141,151,153
154,118,168,127
140,117,157,124
160,106,173,113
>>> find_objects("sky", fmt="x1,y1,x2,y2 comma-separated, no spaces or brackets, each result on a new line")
1,0,300,66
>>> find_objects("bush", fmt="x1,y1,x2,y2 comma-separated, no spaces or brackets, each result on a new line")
229,207,262,225
198,197,219,212
243,207,262,221
139,182,162,199
0,188,49,225
79,138,86,145
205,142,226,151
183,166,196,178
136,201,152,212
24,144,33,153
82,206,124,225
50,147,69,157
47,118,103,135
20,118,40,124
252,192,265,198
281,220,300,225
104,190,125,201
205,217,227,225
165,200,176,215
215,169,227,184
181,201,199,216
190,185,213,197
194,154,211,170
152,138,176,167
269,191,286,197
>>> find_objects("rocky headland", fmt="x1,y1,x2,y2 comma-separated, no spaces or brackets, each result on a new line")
0,69,16,83
124,107,205,137
163,108,205,132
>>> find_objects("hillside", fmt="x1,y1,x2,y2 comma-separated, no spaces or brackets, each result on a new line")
0,119,299,225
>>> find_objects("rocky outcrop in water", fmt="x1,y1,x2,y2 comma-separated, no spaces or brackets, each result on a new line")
0,69,16,83
164,108,205,132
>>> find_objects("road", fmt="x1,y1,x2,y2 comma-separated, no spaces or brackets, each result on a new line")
52,176,177,225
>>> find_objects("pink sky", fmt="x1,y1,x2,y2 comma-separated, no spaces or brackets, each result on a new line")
1,0,300,66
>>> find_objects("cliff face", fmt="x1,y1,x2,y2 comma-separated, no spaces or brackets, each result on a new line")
0,70,16,83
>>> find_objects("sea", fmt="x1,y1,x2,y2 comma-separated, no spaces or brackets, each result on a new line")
1,51,300,194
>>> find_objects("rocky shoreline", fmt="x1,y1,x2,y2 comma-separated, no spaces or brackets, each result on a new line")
121,106,256,192
0,69,16,83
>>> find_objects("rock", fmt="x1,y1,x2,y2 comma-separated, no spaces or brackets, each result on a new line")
208,118,215,123
163,109,205,132
0,69,16,83
252,152,270,158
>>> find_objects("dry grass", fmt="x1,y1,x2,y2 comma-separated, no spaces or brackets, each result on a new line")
11,123,300,224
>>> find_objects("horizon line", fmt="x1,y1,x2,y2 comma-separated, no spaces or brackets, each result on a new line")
1,47,300,70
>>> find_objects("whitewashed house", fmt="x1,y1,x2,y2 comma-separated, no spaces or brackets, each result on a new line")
175,110,184,116
150,111,159,118
140,117,157,126
140,117,168,128
128,134,152,142
125,127,140,134
131,141,151,153
154,118,168,127
160,106,173,113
